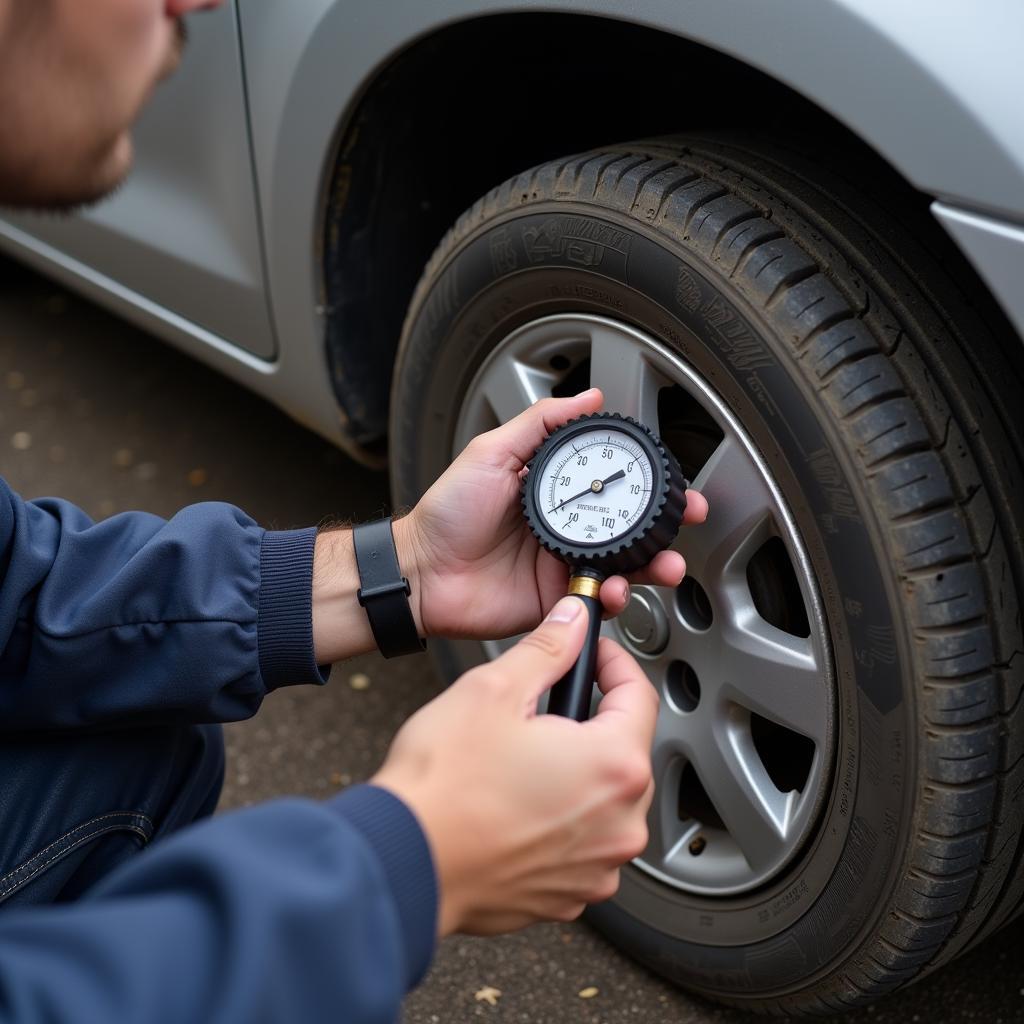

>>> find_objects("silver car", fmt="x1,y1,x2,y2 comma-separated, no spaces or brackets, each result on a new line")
3,2,1022,1015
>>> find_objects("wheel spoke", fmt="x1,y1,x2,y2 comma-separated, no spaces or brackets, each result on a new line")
645,717,688,863
588,322,665,428
719,616,827,746
683,434,774,582
692,720,795,872
454,313,836,895
481,356,557,424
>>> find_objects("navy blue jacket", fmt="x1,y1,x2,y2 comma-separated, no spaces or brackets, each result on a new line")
0,479,437,1022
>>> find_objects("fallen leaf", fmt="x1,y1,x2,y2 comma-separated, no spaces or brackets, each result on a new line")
474,987,501,1006
187,468,208,487
349,673,370,691
578,986,599,999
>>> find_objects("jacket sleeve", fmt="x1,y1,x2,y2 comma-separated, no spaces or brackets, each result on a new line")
0,785,438,1024
0,477,328,731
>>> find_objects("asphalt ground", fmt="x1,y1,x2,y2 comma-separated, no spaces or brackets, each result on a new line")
1,253,1022,1023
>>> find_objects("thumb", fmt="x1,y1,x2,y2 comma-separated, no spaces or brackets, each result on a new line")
487,596,590,706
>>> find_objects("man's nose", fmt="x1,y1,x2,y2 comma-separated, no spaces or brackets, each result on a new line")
165,0,223,16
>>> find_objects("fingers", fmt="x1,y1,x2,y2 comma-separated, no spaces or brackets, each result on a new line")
682,488,709,525
625,549,686,589
589,638,659,751
618,488,708,590
474,389,603,467
639,777,656,818
484,595,590,704
601,552,686,617
564,553,686,621
598,575,631,617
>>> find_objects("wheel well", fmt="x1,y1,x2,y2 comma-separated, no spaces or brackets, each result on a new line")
320,12,1008,458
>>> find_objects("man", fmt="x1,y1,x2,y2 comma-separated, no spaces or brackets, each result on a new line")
0,2,709,1021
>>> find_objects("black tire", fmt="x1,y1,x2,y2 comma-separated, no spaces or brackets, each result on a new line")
389,136,1024,1015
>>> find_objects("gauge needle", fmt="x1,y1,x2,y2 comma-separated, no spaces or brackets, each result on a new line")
549,469,626,514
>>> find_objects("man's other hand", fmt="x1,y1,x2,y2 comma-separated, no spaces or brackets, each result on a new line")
372,598,659,935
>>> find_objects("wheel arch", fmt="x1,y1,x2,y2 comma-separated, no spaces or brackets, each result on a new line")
239,4,1023,458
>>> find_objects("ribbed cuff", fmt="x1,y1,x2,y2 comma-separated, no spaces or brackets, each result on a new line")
329,784,438,989
257,527,329,690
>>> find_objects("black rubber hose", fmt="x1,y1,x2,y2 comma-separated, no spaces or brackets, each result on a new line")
547,591,603,721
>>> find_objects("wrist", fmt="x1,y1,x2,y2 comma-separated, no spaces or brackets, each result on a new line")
391,512,427,639
311,517,427,664
312,529,376,663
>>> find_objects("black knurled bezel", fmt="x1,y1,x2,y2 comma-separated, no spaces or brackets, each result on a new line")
521,413,688,576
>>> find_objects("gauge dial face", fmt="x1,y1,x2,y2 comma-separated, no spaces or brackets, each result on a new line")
537,427,655,545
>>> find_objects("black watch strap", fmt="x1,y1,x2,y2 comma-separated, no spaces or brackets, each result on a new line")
353,517,425,658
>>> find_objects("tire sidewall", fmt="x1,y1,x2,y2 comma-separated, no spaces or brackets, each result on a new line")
391,203,916,996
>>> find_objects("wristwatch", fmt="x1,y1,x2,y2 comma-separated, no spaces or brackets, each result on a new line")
352,517,425,658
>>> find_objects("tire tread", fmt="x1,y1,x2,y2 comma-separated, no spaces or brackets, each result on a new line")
395,136,1023,1016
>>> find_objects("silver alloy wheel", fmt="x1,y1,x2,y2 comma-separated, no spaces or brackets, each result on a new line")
454,314,835,896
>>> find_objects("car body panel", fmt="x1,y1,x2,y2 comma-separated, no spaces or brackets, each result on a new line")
0,3,275,359
931,203,1024,346
1,0,1023,454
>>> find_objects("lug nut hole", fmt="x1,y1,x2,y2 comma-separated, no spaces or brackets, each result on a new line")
666,660,701,713
676,577,713,631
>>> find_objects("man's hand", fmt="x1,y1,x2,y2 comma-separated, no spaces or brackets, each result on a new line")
398,388,709,641
310,389,708,664
372,597,659,935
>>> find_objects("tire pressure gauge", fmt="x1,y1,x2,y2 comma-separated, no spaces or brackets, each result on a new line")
521,413,688,721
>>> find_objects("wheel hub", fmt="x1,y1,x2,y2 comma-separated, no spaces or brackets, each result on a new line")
455,313,835,897
620,590,669,656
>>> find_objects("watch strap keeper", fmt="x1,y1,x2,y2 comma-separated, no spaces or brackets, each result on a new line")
352,517,425,658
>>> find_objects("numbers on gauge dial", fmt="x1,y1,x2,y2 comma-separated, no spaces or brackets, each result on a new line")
540,429,654,544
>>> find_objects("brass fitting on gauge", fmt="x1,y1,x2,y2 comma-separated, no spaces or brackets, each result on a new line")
568,574,602,600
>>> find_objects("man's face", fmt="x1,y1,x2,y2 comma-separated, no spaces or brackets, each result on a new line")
0,0,219,208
